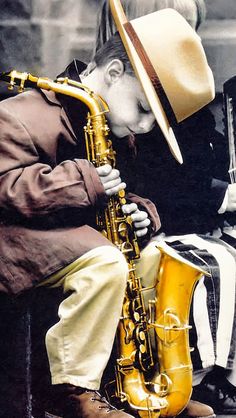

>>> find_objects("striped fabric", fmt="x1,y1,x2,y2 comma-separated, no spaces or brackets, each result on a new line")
155,233,236,371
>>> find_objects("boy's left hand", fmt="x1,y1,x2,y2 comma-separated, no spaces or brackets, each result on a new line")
122,203,151,237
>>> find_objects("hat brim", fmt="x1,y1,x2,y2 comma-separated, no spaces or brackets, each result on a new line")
109,0,183,164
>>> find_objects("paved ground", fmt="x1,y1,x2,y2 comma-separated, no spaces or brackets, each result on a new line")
218,416,234,418
44,413,234,418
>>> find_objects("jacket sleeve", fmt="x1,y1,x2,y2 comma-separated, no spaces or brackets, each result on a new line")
177,107,229,213
0,106,106,221
142,107,230,234
211,178,229,212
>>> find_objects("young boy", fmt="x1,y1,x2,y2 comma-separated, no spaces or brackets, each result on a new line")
0,1,214,416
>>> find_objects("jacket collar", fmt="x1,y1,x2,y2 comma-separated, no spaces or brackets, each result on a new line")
40,60,88,141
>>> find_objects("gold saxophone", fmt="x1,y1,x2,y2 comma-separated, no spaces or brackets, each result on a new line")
0,70,208,418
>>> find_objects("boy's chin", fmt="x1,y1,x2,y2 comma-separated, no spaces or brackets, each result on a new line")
112,129,129,139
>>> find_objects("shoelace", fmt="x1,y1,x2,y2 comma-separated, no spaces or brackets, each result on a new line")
90,391,118,412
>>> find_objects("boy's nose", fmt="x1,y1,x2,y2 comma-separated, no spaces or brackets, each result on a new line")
138,114,155,134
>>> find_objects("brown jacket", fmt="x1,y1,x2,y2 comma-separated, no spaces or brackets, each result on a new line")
0,70,160,295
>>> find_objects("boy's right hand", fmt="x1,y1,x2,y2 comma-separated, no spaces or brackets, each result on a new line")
96,164,126,196
226,183,236,212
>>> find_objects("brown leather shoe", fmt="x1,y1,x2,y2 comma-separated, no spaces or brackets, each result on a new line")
53,385,135,418
192,373,236,414
181,399,216,418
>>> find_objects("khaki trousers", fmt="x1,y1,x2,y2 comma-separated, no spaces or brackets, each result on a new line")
41,241,161,390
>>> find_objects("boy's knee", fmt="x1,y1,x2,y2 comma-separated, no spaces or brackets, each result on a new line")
61,246,129,294
99,246,129,286
104,246,128,271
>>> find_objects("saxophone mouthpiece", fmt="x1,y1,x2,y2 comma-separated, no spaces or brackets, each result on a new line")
0,70,39,92
0,69,26,91
0,70,13,81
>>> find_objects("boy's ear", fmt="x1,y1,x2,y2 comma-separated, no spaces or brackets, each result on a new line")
104,59,125,85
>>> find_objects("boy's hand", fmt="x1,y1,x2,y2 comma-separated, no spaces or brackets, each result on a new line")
122,203,151,237
96,164,126,196
226,184,236,212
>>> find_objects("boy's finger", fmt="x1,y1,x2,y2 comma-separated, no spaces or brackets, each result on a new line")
106,182,126,196
136,228,148,237
134,219,151,229
103,178,122,190
122,203,138,214
131,211,148,222
96,164,112,176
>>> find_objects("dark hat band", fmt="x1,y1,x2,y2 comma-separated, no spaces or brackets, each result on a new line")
123,21,177,127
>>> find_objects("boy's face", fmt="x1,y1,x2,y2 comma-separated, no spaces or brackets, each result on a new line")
104,70,155,138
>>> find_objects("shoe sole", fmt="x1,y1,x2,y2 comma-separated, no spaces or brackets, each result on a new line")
185,414,216,418
215,410,236,415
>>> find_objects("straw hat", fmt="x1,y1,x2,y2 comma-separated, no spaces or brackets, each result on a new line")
109,0,215,163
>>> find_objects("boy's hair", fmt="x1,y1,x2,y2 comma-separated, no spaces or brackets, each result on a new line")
93,31,134,75
194,0,207,29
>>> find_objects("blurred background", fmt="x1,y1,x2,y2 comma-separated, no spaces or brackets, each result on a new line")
0,0,236,131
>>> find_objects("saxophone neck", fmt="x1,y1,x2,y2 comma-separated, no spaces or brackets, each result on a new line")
0,69,109,119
